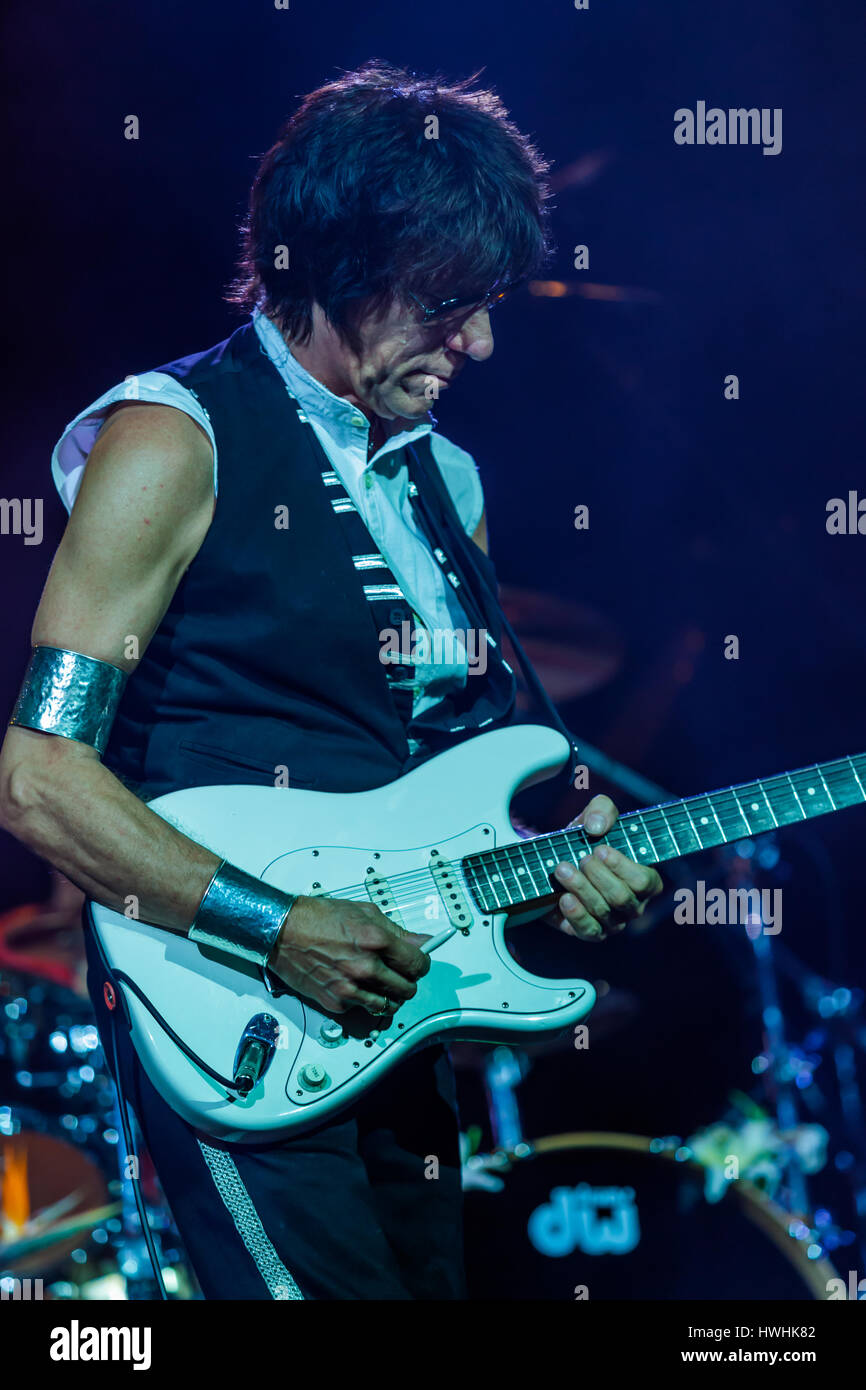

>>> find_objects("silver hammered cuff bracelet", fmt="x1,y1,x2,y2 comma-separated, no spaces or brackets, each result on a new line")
10,645,128,756
188,860,297,967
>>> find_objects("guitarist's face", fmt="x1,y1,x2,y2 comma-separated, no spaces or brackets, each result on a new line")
287,296,495,424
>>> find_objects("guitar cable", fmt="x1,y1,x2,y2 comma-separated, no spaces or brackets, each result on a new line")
107,1005,169,1301
87,905,235,1299
109,966,238,1092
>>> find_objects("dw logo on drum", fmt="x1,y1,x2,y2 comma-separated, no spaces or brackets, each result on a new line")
528,1183,640,1257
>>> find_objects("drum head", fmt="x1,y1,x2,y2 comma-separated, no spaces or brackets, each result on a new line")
464,1134,836,1300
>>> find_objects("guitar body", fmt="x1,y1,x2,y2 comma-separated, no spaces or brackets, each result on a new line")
87,724,596,1142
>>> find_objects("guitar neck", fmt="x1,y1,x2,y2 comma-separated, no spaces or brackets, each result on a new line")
462,752,866,914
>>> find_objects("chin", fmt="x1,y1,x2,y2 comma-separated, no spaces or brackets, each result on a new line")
394,391,433,419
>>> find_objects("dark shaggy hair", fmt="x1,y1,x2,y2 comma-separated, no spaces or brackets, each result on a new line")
227,60,551,344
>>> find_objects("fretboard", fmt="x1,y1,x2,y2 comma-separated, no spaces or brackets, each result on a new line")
461,753,866,914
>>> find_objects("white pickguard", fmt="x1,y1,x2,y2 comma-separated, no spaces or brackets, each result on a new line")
87,724,596,1141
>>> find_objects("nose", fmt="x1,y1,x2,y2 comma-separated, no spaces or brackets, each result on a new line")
445,306,494,362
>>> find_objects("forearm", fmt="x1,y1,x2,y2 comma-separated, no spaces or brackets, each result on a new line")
0,732,219,933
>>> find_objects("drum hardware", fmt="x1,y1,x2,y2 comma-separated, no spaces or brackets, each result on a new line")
1,943,194,1298
760,934,866,1271
458,744,864,1298
463,1132,844,1300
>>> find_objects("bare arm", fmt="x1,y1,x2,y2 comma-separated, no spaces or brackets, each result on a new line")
0,402,430,1014
0,403,219,932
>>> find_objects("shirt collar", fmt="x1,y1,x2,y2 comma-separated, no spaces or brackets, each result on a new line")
252,308,434,465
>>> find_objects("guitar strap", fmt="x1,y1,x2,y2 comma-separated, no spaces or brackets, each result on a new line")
406,444,581,787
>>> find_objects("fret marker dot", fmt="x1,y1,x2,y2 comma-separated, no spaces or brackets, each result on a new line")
751,803,759,811
807,787,815,795
517,867,525,875
545,859,554,868
700,817,708,825
492,874,501,882
639,847,647,855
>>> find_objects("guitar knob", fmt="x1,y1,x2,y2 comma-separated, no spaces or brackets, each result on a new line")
319,1020,344,1046
298,1062,329,1090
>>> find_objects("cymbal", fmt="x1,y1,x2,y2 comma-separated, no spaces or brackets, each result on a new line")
0,1131,111,1274
0,875,87,994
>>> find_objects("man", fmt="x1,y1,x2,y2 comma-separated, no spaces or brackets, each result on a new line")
0,61,661,1299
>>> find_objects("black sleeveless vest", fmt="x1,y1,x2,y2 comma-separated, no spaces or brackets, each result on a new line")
103,322,518,801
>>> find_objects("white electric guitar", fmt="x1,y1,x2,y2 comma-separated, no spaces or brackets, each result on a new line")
86,723,866,1142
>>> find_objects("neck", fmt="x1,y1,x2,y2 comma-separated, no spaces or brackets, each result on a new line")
462,752,866,913
286,335,366,412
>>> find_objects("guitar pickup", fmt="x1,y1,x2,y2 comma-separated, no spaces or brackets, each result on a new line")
428,851,473,930
365,867,405,928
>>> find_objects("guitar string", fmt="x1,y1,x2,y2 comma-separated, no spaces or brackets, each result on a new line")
329,760,860,902
300,760,863,910
322,789,862,910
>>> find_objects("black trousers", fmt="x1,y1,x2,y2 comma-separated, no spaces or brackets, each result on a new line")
87,931,466,1300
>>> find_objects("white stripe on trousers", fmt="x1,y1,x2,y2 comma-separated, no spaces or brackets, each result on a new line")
197,1139,304,1299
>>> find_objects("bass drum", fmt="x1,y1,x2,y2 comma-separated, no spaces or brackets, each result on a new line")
463,1133,838,1300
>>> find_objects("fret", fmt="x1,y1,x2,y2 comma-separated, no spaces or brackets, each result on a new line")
536,832,565,872
815,764,836,810
625,806,681,856
682,797,725,849
494,848,522,907
705,791,731,842
762,775,803,827
733,785,774,835
848,756,866,801
463,857,495,913
526,837,561,896
558,829,594,867
511,841,535,903
673,798,704,853
823,761,864,809
618,813,658,863
598,824,630,858
528,828,556,895
786,772,806,820
726,786,753,838
656,806,683,856
640,813,661,861
791,771,831,817
757,781,779,828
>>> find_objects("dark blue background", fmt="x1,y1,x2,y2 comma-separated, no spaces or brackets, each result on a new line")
1,0,864,1172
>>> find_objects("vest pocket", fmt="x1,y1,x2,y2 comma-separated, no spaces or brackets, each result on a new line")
177,739,315,786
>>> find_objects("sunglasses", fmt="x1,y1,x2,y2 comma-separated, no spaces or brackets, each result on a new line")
407,278,524,324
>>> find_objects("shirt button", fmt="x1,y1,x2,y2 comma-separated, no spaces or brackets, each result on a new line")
365,474,374,490
352,414,365,428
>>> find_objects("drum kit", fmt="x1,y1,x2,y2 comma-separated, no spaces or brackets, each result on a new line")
2,595,864,1299
0,873,193,1300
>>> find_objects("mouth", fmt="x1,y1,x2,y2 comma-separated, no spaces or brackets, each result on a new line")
406,369,458,388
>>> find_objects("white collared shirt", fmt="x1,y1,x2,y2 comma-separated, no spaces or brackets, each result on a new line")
51,314,484,718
